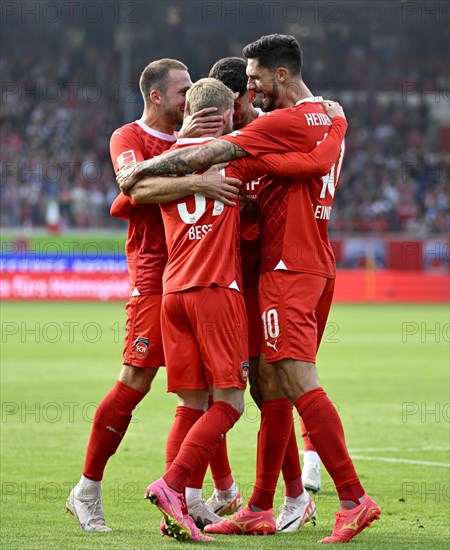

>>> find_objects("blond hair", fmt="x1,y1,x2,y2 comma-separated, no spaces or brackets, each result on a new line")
186,78,236,115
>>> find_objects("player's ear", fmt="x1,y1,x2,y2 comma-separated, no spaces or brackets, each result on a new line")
149,89,162,106
276,67,288,83
223,106,232,118
222,107,233,126
184,99,191,116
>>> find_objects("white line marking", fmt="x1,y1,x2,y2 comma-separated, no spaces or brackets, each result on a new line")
301,446,449,454
350,455,449,468
299,448,449,468
347,447,449,453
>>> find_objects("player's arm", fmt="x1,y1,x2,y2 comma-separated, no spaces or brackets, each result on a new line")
110,127,146,175
129,164,241,206
110,193,135,220
109,126,146,217
259,116,348,178
118,140,247,195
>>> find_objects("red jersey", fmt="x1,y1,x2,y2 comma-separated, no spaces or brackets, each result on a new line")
110,120,176,295
240,177,261,289
160,138,268,294
159,130,347,294
222,97,346,278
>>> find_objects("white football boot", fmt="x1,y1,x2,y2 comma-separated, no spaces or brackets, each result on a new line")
276,491,317,533
205,486,243,516
188,499,223,529
66,481,112,532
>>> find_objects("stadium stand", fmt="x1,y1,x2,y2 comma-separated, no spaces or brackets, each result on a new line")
1,1,448,234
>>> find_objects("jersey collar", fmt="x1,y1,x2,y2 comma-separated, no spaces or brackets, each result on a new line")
176,137,215,145
135,119,177,141
295,96,324,106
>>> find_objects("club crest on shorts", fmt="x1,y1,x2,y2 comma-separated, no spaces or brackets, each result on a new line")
241,361,249,383
134,336,150,357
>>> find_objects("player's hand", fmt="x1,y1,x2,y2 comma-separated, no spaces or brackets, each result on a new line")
178,107,224,138
196,163,241,206
117,162,142,195
323,100,346,120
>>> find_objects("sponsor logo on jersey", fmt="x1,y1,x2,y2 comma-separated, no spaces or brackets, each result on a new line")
117,149,137,169
134,336,150,357
266,340,278,352
241,361,249,382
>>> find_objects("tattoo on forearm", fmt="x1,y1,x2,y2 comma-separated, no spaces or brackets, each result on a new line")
139,139,247,176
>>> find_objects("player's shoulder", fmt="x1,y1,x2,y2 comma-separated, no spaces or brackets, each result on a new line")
111,121,141,140
245,105,293,127
292,96,327,114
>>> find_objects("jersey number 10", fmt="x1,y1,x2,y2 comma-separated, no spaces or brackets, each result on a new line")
317,137,346,199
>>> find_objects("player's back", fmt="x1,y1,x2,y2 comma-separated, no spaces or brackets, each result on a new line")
223,97,345,278
160,138,243,295
110,120,177,295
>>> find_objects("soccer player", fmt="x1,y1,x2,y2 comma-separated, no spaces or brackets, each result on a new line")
205,56,267,517
208,56,264,130
208,55,321,523
118,35,381,544
66,58,239,533
127,77,348,541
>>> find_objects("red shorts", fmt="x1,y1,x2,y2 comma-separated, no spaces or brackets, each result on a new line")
259,271,335,364
123,294,165,368
161,286,249,393
243,286,262,358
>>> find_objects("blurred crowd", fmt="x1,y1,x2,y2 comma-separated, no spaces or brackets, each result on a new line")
1,1,448,235
332,99,449,235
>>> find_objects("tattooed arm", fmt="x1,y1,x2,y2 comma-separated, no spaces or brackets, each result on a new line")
118,139,247,195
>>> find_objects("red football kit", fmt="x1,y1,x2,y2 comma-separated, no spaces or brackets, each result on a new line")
221,99,347,363
221,104,371,520
240,177,262,358
160,137,264,392
159,123,347,390
110,120,177,367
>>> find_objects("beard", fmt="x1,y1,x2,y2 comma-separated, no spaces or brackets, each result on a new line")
163,103,184,126
261,79,281,112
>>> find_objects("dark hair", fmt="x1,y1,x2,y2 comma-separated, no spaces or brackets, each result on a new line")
208,57,248,97
139,58,188,104
243,34,302,76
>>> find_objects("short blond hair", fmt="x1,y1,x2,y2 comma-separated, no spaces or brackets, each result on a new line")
186,78,236,115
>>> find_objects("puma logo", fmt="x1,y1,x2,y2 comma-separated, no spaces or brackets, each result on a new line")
266,340,278,352
106,426,126,438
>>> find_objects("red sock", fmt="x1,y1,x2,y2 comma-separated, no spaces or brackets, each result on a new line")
189,438,234,492
300,416,316,452
187,460,209,490
281,421,304,498
186,404,210,489
164,401,240,494
189,396,234,491
295,388,364,503
210,435,233,490
248,398,293,511
166,406,204,471
83,380,145,481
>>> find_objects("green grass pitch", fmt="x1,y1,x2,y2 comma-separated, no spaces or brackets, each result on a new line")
1,302,448,549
